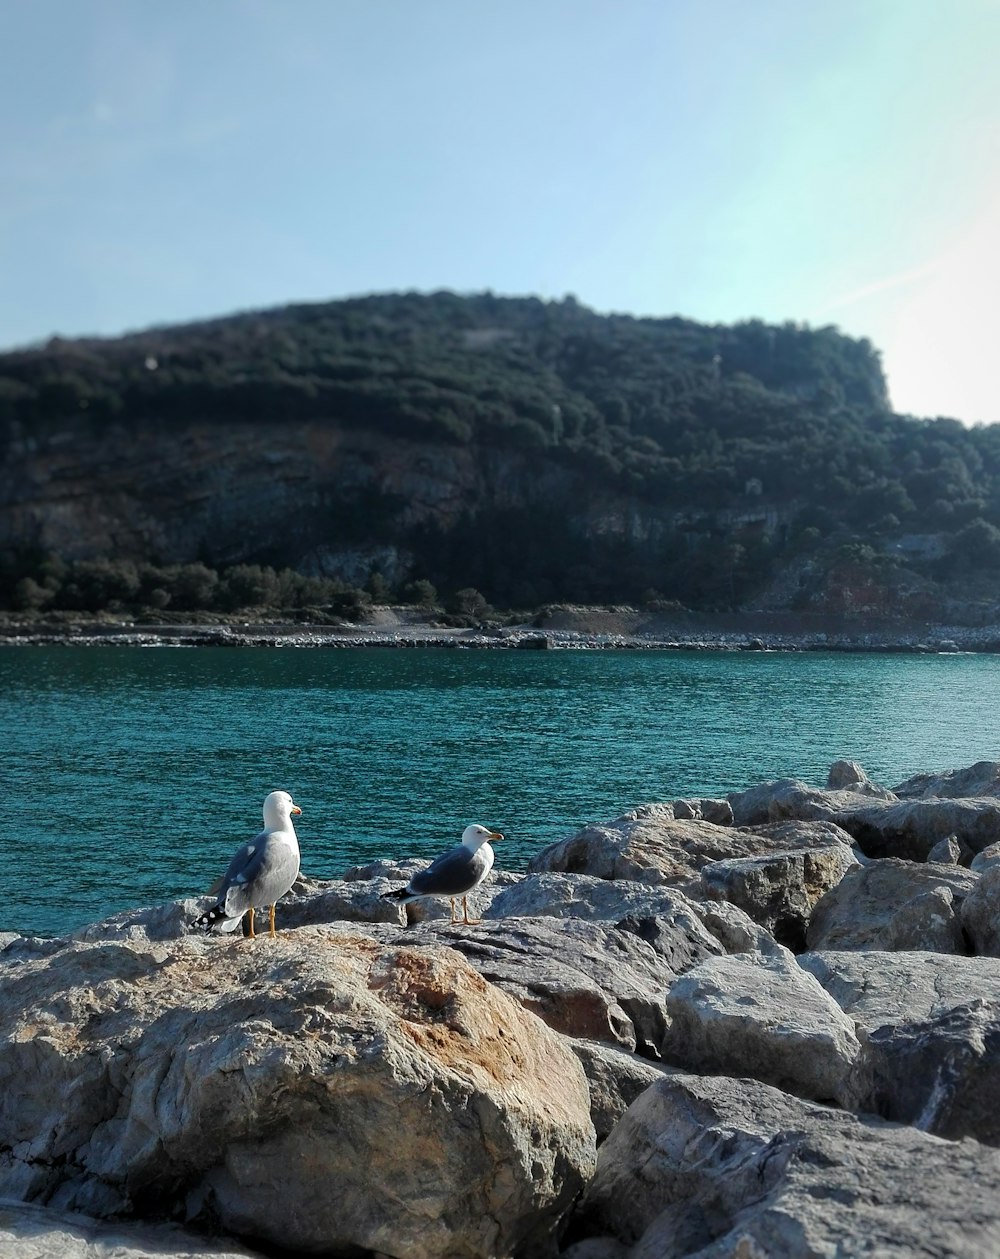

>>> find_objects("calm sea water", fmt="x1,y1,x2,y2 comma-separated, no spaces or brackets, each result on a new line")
2,646,998,937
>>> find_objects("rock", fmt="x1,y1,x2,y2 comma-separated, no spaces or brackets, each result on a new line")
485,873,720,937
699,821,857,949
574,1073,1000,1258
839,797,1000,860
566,1039,674,1142
826,758,893,795
961,866,1000,956
0,1200,267,1258
972,841,1000,873
527,809,741,893
405,917,705,1055
728,775,895,828
0,929,595,1259
926,834,963,864
806,859,975,953
894,760,1000,800
671,798,733,825
686,899,783,956
801,950,1000,1145
528,810,854,902
278,877,409,926
661,948,864,1106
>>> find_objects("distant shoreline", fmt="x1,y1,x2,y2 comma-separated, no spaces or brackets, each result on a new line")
2,611,1000,653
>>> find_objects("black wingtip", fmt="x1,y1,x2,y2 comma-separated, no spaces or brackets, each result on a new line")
191,904,227,930
380,887,410,901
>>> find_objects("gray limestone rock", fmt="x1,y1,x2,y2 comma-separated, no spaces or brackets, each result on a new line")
700,822,857,949
971,841,1000,873
661,947,864,1107
801,949,1000,1145
837,796,1000,860
806,859,975,953
0,928,595,1259
566,1039,674,1141
574,1072,1000,1258
404,916,704,1055
894,760,1000,800
672,798,734,825
485,872,719,937
926,834,963,864
961,866,1000,956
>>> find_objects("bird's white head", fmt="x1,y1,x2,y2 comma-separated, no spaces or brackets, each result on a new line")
461,824,504,850
263,790,302,830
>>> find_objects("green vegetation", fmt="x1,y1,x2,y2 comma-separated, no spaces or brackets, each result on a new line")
2,290,1000,617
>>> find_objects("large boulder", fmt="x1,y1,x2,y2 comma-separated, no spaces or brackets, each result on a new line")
661,947,864,1107
894,760,1000,800
573,1072,1000,1257
404,917,711,1055
806,859,976,953
801,950,1000,1145
0,928,596,1259
699,820,858,949
528,809,855,905
838,797,1000,860
526,806,740,893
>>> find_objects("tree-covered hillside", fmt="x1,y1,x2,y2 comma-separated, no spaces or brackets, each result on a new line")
2,291,1000,619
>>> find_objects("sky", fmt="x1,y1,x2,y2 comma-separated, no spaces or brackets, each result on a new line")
2,0,999,424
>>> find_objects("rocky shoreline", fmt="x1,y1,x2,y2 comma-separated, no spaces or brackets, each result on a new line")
3,609,1000,652
6,758,1000,1256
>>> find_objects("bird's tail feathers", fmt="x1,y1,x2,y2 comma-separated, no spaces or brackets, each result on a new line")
191,904,243,932
380,886,413,902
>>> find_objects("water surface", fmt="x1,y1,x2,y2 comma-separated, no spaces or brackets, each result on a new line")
3,646,997,936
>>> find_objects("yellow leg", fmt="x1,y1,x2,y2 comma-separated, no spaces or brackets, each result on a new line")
269,904,277,938
462,896,481,926
450,897,458,922
247,907,255,939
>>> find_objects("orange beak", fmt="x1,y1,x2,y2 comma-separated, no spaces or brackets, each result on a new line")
489,830,504,841
291,805,302,816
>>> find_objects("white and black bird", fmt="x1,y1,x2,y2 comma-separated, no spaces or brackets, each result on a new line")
381,824,504,924
192,791,302,939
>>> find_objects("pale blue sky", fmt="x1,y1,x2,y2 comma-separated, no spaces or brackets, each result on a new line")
2,0,999,423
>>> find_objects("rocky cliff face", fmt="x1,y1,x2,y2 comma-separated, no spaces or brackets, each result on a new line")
2,414,707,586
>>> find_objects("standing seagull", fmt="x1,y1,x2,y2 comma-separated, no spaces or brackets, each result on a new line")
192,791,302,939
381,824,504,925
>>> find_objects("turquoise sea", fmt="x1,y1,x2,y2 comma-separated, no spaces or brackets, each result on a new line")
2,646,998,938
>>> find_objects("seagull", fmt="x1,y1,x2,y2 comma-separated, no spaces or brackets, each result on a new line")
192,791,302,939
381,824,504,924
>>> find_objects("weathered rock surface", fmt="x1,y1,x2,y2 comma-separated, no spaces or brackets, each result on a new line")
806,858,976,953
801,950,1000,1145
661,947,864,1106
840,796,1000,859
894,760,1000,800
402,917,709,1055
961,866,1000,956
0,928,596,1259
574,1072,1000,1258
0,1200,267,1259
528,809,856,908
699,820,857,948
566,1039,674,1142
671,798,733,825
727,773,895,827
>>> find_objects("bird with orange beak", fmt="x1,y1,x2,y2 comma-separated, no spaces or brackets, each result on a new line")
381,823,504,925
192,790,302,939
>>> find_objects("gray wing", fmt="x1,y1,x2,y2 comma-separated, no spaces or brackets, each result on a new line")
219,831,298,915
408,845,486,898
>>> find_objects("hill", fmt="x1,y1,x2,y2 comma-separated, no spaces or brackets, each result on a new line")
1,290,999,621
